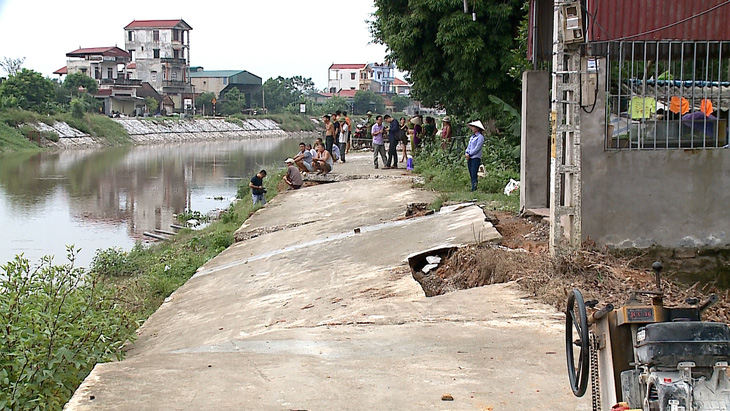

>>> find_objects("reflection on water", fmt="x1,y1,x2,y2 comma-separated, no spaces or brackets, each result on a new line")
0,137,302,267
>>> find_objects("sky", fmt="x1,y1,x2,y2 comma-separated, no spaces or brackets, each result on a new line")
0,0,394,90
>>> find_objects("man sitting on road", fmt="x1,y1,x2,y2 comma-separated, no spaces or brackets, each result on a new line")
312,143,333,175
249,169,267,205
293,142,313,173
283,158,303,189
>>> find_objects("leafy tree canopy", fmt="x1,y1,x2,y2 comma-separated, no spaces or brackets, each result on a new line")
195,92,216,111
371,0,525,119
0,68,56,113
391,94,411,112
320,96,350,116
63,72,98,94
219,87,246,116
353,90,385,115
255,76,315,113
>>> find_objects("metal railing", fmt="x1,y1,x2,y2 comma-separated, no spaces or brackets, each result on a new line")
603,41,730,150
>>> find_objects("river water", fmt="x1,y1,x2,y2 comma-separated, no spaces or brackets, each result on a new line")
0,137,302,268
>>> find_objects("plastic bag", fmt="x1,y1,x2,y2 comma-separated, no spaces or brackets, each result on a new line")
503,179,520,196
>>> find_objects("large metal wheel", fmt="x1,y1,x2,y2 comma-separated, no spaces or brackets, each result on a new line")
566,288,590,397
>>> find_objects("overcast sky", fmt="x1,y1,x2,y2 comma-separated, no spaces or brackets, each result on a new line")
0,0,394,90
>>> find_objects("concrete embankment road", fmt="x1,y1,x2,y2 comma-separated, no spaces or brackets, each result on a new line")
66,154,588,410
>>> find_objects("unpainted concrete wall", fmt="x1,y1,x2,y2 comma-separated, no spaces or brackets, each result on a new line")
520,71,550,210
581,59,730,248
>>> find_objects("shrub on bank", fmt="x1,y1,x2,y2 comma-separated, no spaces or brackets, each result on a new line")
414,134,520,211
231,113,317,132
0,248,137,410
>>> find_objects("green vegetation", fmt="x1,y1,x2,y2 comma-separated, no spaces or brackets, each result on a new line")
414,135,520,212
252,76,315,113
0,170,284,409
0,248,137,410
0,122,41,153
371,0,526,120
353,90,385,115
219,87,246,116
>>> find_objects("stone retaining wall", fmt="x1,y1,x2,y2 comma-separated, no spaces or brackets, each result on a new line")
30,118,288,149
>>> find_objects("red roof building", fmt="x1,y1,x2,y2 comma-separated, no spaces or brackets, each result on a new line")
124,19,192,30
53,66,68,75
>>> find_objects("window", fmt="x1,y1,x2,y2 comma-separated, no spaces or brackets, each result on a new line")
153,49,160,58
350,73,356,80
604,41,730,150
129,50,134,60
163,70,167,80
127,31,133,42
151,71,157,82
173,29,180,42
94,66,100,80
107,67,113,79
173,49,180,59
350,87,355,90
153,30,159,41
223,78,228,85
171,71,178,81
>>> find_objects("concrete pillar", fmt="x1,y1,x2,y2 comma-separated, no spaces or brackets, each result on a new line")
520,70,550,211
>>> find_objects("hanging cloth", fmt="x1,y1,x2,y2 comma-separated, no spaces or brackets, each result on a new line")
700,99,714,116
669,96,690,115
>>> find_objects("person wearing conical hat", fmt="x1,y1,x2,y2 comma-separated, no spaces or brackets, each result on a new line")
465,120,485,192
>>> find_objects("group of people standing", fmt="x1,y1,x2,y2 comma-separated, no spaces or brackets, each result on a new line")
248,111,488,207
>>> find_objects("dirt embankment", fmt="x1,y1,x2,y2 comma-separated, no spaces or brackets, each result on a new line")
413,210,730,323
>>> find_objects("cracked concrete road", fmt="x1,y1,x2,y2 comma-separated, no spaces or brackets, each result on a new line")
66,153,588,410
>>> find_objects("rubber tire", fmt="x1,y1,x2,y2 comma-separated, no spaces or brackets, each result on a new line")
566,288,590,397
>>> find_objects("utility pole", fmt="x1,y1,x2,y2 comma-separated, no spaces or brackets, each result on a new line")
549,1,583,256
262,87,266,113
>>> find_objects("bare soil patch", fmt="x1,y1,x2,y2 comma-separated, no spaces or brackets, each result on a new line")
414,211,730,323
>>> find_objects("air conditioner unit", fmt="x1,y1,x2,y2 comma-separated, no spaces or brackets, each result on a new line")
561,2,584,44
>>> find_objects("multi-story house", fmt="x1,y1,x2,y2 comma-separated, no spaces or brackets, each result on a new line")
328,63,366,93
391,78,411,96
54,46,146,115
359,63,395,93
124,19,194,112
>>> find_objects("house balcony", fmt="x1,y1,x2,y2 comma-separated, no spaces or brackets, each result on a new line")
160,58,187,66
100,78,143,86
162,80,190,89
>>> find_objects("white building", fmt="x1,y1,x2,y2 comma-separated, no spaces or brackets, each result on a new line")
328,63,366,93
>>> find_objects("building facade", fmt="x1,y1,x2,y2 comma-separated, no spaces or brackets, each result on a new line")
54,46,145,116
328,64,366,93
189,68,262,108
124,19,194,111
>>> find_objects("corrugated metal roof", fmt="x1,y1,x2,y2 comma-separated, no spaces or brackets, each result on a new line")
125,19,192,30
586,0,730,41
189,70,244,78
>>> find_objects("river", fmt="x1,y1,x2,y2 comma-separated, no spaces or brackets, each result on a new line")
0,137,303,268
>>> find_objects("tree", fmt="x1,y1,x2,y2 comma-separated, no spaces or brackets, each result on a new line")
195,92,216,113
254,76,316,113
353,90,385,115
0,68,55,113
144,96,159,114
219,87,246,115
63,72,98,95
391,94,411,112
370,0,525,119
0,56,25,76
320,96,349,115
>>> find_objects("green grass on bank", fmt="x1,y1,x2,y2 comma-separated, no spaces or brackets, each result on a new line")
0,122,42,153
0,170,284,408
0,108,132,153
413,139,520,213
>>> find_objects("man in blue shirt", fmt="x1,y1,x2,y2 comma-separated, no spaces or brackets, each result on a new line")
465,120,485,192
384,114,400,169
